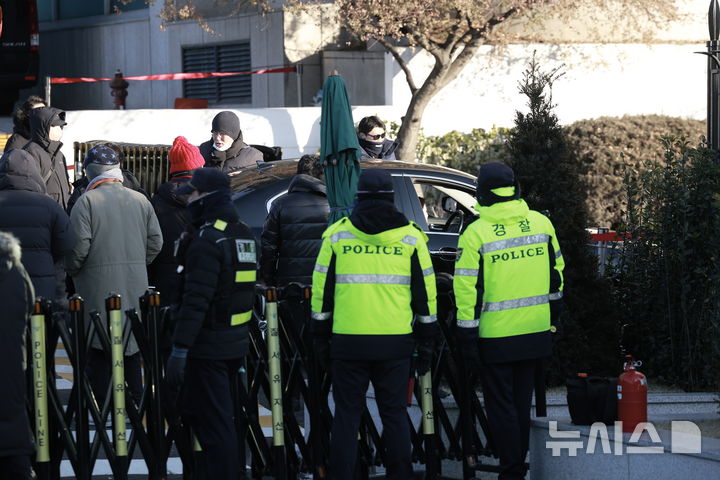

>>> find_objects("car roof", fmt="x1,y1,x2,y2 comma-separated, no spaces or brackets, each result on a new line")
229,158,476,193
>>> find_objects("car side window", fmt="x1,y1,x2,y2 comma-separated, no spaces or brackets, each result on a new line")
410,178,478,233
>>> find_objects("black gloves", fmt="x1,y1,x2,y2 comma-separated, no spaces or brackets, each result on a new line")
310,317,332,372
415,340,434,376
166,346,188,389
455,327,481,372
550,297,565,337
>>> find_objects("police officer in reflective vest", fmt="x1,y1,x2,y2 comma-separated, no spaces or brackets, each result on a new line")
165,168,257,480
312,169,438,480
454,162,564,480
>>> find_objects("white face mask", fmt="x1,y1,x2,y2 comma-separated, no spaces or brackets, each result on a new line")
213,142,232,152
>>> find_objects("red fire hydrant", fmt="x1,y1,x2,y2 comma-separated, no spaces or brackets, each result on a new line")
617,354,647,433
110,70,128,110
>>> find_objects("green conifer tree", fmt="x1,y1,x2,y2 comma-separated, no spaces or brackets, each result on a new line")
507,55,619,382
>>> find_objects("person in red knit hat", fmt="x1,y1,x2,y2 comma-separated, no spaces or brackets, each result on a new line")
149,136,205,319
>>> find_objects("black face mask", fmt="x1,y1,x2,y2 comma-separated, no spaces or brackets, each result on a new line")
187,190,230,225
359,138,384,156
188,197,206,225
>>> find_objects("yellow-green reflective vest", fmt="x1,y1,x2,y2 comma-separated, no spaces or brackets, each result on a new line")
454,199,564,339
311,218,437,335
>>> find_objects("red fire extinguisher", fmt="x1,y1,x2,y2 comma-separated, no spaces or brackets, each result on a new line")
617,354,647,433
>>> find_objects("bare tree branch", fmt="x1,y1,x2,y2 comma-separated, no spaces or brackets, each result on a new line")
377,38,419,95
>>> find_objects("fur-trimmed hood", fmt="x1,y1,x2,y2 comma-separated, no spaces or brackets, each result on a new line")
0,231,22,274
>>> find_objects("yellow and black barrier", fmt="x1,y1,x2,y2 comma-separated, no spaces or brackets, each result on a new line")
30,300,50,480
24,280,507,479
263,287,288,480
106,295,128,480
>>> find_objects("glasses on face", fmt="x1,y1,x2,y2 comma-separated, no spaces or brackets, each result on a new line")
366,132,386,140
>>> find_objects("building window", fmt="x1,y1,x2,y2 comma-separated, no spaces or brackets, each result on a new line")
182,42,252,105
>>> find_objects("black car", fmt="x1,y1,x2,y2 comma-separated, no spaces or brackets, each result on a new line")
230,158,478,275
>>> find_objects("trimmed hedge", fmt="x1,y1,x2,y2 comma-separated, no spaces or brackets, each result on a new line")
565,115,705,229
419,115,705,229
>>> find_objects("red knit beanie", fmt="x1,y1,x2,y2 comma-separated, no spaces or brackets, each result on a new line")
169,136,205,174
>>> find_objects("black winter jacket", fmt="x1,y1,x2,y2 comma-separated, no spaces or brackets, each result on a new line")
148,172,193,307
172,194,256,360
259,174,329,286
199,134,264,173
0,149,74,300
0,232,35,457
3,132,30,153
22,107,71,209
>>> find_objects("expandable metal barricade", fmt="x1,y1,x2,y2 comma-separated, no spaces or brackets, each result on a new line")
27,281,545,479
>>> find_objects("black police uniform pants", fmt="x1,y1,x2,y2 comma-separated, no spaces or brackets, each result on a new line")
184,357,243,480
479,359,536,480
330,357,412,480
87,348,144,408
0,456,32,480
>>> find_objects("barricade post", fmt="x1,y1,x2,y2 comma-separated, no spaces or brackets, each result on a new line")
143,289,166,480
69,295,91,480
106,294,128,480
30,299,51,480
420,370,440,478
264,287,287,480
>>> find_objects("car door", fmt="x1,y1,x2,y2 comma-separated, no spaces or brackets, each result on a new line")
397,173,478,275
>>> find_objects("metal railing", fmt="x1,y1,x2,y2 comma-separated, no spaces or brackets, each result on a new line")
28,282,545,479
73,141,171,196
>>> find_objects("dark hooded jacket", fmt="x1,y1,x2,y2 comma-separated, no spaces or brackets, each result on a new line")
0,149,74,300
22,107,71,209
148,172,194,307
199,133,264,173
4,133,30,153
358,137,398,160
259,174,329,286
0,232,35,457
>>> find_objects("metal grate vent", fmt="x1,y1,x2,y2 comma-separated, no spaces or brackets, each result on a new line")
182,42,252,105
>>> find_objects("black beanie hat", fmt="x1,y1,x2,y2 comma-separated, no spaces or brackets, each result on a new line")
211,111,241,139
356,168,394,202
476,162,520,206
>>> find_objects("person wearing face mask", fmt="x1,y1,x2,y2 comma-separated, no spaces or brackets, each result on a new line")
198,111,263,173
65,146,163,409
357,115,399,160
22,106,71,209
164,168,257,480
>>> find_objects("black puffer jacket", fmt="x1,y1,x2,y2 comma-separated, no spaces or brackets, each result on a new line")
172,193,256,360
259,174,329,286
148,172,193,307
0,149,74,300
22,107,71,209
0,232,35,457
3,132,30,153
199,134,264,173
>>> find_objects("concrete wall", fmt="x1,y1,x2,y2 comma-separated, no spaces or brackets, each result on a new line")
54,106,404,163
388,42,706,132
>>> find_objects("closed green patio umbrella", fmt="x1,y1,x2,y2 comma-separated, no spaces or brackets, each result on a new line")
319,73,362,224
